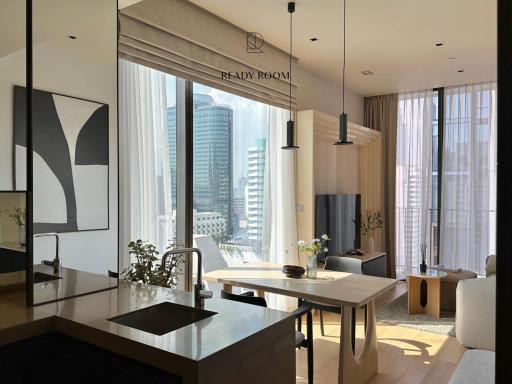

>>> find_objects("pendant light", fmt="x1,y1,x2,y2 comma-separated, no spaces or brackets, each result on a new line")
282,1,299,150
334,0,353,145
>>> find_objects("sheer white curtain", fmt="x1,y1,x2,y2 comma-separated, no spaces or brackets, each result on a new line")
119,59,173,269
395,90,434,272
440,82,497,275
262,107,299,310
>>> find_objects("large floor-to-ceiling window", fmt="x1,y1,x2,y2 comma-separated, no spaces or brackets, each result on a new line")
395,82,497,275
120,60,298,288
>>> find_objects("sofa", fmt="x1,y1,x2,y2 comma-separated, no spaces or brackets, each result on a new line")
455,255,496,351
449,255,496,383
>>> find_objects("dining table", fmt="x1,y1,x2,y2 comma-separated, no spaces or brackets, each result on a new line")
203,261,397,384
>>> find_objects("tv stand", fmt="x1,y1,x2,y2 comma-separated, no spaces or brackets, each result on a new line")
344,249,365,256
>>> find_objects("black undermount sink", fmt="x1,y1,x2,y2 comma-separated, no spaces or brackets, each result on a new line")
108,302,217,336
33,272,62,283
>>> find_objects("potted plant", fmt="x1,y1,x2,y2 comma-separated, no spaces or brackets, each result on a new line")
297,234,329,279
1,207,26,246
355,210,383,255
122,240,184,288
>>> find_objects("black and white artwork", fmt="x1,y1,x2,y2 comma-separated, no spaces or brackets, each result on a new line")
14,86,109,233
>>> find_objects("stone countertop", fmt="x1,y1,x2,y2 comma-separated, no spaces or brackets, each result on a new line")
33,264,117,304
0,280,292,363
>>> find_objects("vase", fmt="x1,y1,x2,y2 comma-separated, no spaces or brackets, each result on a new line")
306,254,318,279
367,237,375,255
19,224,26,246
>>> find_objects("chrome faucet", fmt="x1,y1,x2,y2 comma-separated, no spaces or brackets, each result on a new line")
33,232,60,274
161,247,213,308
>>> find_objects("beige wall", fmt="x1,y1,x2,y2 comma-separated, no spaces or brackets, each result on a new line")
296,65,364,125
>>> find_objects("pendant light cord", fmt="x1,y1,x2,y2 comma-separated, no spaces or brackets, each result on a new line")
342,0,346,114
289,6,293,121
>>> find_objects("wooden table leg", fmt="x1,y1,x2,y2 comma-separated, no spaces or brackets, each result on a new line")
223,283,233,293
338,301,378,384
257,289,265,298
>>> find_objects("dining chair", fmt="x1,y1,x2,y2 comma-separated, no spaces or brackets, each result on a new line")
221,290,314,384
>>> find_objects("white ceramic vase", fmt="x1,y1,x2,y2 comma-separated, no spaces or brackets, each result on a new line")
19,224,26,246
367,236,375,255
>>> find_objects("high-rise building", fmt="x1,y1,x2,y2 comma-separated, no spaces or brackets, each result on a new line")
246,138,266,250
167,94,233,236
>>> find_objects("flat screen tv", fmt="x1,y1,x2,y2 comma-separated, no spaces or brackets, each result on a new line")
315,194,361,261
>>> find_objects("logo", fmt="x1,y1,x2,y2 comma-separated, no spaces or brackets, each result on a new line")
246,32,264,53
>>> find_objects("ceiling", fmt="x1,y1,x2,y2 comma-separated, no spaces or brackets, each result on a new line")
1,0,115,59
189,0,497,96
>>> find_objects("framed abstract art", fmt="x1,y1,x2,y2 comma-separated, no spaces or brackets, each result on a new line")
13,86,109,233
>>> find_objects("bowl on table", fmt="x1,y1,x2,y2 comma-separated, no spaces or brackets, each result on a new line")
282,265,305,278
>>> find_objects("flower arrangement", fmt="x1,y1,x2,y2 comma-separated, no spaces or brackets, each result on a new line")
355,210,383,239
1,207,26,226
297,234,330,256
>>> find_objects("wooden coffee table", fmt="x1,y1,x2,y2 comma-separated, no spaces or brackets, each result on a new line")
407,267,447,319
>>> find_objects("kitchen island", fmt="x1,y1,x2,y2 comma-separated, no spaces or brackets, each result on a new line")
0,281,296,384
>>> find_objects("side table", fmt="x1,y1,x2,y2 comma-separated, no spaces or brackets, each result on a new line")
407,268,447,318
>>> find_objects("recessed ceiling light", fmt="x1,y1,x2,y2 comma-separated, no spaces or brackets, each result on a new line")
458,69,464,73
68,35,77,39
361,70,374,76
310,37,318,42
435,42,444,47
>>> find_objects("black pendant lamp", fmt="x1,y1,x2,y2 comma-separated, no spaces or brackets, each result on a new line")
334,0,353,145
282,2,299,150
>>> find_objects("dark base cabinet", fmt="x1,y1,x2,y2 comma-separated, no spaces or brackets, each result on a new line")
0,332,182,384
0,247,25,274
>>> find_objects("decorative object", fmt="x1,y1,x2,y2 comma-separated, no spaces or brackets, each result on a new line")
122,240,184,288
354,209,383,255
282,265,305,278
281,2,299,150
297,234,330,279
2,207,26,246
420,243,428,273
334,0,353,146
14,86,109,233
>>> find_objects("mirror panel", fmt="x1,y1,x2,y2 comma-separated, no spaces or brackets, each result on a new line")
0,1,27,297
31,0,118,304
0,192,27,293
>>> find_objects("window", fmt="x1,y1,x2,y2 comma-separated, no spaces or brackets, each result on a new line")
121,60,297,290
440,83,497,275
395,83,497,276
190,83,274,263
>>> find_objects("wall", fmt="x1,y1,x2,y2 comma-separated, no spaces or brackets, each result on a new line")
296,64,364,125
0,7,118,275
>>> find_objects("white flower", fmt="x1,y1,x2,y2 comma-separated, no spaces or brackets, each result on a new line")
313,238,320,243
321,234,329,240
297,240,306,247
324,247,328,252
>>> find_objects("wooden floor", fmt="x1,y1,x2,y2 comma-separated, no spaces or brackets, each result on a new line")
295,283,465,384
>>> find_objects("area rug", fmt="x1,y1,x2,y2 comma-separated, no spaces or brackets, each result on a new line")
376,293,456,336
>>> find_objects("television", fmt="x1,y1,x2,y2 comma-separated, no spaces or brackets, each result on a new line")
315,194,361,261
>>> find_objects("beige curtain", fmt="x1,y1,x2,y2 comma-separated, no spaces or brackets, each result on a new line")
364,94,398,278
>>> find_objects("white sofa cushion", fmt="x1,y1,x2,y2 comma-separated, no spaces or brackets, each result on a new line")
449,350,495,384
455,275,496,351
